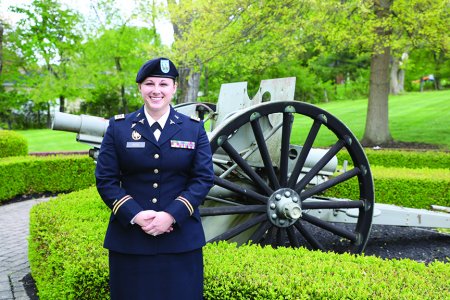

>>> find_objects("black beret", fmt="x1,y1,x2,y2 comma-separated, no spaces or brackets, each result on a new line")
135,57,179,83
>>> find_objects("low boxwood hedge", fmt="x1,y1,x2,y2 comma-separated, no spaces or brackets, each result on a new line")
0,155,95,203
337,149,449,169
29,188,450,299
0,130,28,158
325,166,450,209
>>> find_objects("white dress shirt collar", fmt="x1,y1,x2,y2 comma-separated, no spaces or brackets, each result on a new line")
144,107,170,129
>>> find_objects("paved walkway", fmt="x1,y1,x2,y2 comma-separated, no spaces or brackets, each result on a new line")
0,198,50,300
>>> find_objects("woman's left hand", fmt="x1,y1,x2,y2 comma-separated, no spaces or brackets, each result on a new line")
141,211,174,236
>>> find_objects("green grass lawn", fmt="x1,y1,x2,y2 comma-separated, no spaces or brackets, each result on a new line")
16,90,450,152
295,90,450,149
17,129,91,152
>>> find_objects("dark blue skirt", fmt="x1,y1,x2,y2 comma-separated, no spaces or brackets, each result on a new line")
109,249,203,300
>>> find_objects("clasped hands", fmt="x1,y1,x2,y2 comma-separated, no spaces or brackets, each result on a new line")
134,210,174,236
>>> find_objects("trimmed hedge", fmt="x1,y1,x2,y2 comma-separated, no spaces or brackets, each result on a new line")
0,155,95,203
29,189,450,299
337,149,449,169
0,130,28,158
325,166,450,209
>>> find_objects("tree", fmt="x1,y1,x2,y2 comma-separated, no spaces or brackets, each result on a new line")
75,0,164,114
167,0,448,146
9,0,82,121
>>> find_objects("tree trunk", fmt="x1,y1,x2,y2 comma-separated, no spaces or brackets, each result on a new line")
46,102,51,128
398,68,405,93
398,52,408,93
59,95,65,112
121,84,128,114
361,0,393,147
178,67,200,104
390,56,400,95
0,21,3,76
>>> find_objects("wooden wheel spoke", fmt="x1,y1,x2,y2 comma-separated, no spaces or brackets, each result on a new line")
288,119,322,188
200,205,266,216
294,221,325,251
286,226,301,248
294,139,346,191
248,221,272,244
214,176,268,204
299,167,361,199
207,214,267,243
251,118,280,190
279,112,293,186
301,213,358,242
276,228,286,247
221,139,273,195
302,199,365,210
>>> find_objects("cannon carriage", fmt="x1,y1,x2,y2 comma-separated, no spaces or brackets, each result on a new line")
53,77,450,254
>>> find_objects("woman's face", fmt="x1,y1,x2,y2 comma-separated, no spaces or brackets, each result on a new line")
139,77,177,116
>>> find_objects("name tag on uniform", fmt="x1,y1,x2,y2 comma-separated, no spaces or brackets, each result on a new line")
127,142,145,148
171,140,196,149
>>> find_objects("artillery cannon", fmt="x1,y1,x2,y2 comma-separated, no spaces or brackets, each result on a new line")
53,77,450,254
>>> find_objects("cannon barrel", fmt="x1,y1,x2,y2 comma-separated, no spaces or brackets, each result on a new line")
52,112,109,148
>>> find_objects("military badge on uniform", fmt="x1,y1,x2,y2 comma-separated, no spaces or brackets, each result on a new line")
171,140,196,149
114,114,125,120
132,130,142,140
160,59,170,73
127,142,145,148
139,119,145,124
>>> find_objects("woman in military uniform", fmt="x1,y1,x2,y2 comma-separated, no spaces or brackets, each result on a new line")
95,57,214,300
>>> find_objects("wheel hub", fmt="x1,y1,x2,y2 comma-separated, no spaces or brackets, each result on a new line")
267,188,302,227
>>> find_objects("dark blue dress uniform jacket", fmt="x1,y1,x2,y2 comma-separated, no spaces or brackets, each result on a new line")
95,105,214,255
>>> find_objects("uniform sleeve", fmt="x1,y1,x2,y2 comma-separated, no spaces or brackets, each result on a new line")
95,118,143,227
165,123,214,225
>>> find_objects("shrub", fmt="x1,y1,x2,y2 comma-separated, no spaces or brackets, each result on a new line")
0,130,28,158
29,190,450,299
337,149,449,169
325,166,450,209
0,155,95,203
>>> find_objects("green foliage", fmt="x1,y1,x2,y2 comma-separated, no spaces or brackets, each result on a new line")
74,25,164,115
0,155,95,202
326,166,449,209
331,150,449,209
337,149,450,169
204,242,449,300
29,191,449,299
28,188,110,300
0,130,28,158
8,0,83,107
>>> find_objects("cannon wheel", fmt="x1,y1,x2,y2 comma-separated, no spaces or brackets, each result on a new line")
200,101,374,254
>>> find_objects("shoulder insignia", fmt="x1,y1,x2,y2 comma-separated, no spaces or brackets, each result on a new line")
190,115,200,122
114,114,125,121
